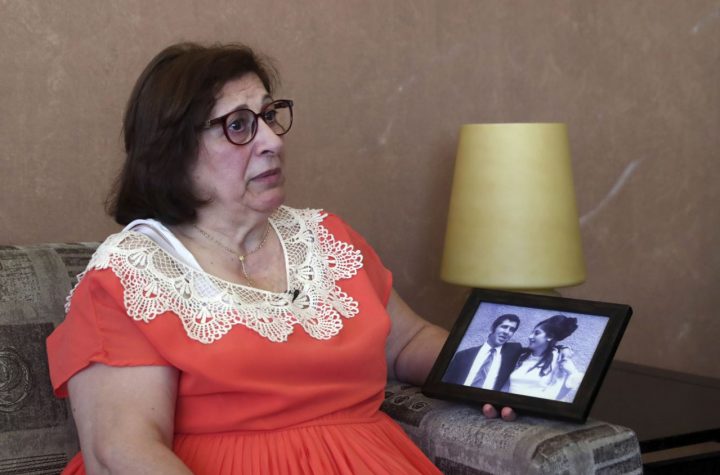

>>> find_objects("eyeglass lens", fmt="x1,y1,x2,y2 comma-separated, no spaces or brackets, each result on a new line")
224,101,293,145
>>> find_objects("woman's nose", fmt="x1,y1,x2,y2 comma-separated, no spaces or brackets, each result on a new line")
253,117,284,150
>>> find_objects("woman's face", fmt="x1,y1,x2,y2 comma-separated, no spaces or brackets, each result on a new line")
192,74,286,218
528,326,552,354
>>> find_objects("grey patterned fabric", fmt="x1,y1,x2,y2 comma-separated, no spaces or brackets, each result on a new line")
0,243,641,475
0,243,95,474
383,382,642,474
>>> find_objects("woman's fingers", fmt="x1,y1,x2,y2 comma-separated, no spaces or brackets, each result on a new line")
500,406,517,421
483,404,517,421
482,403,498,418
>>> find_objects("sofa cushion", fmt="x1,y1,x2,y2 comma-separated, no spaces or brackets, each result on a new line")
0,244,95,473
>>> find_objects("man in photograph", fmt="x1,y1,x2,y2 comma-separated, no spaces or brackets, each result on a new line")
442,314,523,391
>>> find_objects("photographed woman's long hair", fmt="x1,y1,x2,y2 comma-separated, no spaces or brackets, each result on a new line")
516,315,578,376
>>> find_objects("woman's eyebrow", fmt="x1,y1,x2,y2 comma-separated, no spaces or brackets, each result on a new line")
216,96,273,116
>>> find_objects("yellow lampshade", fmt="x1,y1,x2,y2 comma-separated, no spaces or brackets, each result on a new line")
441,123,586,291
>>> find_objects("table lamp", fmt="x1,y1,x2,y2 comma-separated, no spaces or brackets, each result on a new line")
441,123,586,294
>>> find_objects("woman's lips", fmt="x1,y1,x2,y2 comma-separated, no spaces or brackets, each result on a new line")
250,168,282,183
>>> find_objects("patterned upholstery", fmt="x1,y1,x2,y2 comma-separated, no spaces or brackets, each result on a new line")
0,243,642,474
0,243,94,474
383,382,642,474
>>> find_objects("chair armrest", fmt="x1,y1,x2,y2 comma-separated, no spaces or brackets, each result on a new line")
382,381,641,475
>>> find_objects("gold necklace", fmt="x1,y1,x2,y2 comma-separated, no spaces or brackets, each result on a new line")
192,223,271,286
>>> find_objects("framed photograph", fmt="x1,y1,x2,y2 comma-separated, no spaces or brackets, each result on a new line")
423,289,632,423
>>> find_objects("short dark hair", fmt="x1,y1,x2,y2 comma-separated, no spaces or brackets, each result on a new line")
490,314,520,333
106,42,279,225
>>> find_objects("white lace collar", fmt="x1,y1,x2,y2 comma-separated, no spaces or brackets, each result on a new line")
67,207,364,344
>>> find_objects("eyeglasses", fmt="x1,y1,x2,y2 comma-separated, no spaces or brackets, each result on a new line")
200,99,294,146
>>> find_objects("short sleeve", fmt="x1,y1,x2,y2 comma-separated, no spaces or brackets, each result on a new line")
324,213,393,306
46,268,171,398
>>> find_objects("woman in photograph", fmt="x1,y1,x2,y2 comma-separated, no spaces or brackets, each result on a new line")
505,315,584,402
45,42,514,475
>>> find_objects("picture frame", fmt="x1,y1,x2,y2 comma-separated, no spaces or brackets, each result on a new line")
422,289,632,423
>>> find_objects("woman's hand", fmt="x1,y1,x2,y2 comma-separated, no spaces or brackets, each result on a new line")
556,346,584,390
482,404,517,421
557,347,580,376
68,363,193,474
557,345,574,360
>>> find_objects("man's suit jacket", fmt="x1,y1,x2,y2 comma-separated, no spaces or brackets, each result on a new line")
442,342,523,391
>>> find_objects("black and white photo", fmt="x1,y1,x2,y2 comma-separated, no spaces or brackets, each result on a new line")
424,289,632,422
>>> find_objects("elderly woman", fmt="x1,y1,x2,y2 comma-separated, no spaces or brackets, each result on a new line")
505,315,584,402
47,43,512,475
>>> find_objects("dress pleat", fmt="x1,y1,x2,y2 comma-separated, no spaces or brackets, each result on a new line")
172,413,438,475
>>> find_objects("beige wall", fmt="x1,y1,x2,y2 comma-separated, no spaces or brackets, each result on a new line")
2,1,718,379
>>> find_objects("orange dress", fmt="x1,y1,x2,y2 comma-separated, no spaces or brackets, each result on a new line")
46,208,441,475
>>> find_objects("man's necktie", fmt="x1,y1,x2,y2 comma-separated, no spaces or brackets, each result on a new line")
471,347,496,388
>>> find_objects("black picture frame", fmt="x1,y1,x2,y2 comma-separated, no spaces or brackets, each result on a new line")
422,289,632,423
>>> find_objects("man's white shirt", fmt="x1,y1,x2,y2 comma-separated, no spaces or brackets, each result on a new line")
462,342,503,389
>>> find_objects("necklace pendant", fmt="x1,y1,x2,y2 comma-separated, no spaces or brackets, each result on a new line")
238,255,245,262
